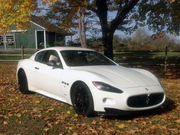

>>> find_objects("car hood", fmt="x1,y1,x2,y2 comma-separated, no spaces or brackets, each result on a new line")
70,65,158,88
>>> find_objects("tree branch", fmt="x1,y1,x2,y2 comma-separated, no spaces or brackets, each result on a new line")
110,0,140,33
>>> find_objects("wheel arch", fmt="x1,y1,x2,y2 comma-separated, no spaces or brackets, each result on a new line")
18,68,25,74
17,67,32,90
70,80,95,116
70,80,94,105
17,68,25,81
70,80,86,99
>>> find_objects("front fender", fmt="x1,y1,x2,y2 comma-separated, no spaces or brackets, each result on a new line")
131,68,160,85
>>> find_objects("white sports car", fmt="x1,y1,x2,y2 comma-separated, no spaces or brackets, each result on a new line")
16,47,166,116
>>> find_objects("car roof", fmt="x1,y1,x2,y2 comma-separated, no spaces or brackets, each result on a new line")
42,47,94,51
30,47,95,60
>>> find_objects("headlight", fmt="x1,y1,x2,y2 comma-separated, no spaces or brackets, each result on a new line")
92,81,123,93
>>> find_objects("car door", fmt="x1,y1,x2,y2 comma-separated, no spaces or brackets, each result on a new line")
33,50,67,100
27,50,46,90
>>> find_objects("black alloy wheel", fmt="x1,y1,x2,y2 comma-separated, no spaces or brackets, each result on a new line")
71,82,94,116
18,69,32,94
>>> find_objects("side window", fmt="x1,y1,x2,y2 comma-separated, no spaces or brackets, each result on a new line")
35,51,46,63
42,50,63,68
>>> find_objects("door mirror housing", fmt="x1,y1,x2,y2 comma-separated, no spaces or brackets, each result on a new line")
47,61,63,69
47,61,56,67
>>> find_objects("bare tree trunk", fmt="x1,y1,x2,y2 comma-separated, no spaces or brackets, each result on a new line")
95,0,114,60
163,32,169,73
102,31,114,60
95,0,139,59
78,7,87,48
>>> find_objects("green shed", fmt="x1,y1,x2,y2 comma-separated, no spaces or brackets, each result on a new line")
0,16,69,49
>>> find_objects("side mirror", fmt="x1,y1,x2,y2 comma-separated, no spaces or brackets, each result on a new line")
47,61,56,67
47,61,63,69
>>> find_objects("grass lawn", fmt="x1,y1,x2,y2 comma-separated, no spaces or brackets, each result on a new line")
1,50,180,65
114,51,180,64
0,64,179,134
114,51,180,57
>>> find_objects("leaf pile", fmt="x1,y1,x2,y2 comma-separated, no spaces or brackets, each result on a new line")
0,64,179,135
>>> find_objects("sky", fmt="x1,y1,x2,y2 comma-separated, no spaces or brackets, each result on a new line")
35,0,180,44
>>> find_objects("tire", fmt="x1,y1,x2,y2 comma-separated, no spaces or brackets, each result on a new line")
71,82,94,116
18,69,33,94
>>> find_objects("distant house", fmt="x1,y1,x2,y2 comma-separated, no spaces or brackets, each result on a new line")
0,16,70,49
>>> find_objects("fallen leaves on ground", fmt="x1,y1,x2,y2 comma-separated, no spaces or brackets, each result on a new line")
0,64,179,135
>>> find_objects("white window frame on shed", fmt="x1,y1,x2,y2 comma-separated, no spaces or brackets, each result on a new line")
6,34,15,42
0,34,16,49
5,33,16,48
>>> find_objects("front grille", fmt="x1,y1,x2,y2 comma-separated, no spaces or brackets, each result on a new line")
127,93,164,108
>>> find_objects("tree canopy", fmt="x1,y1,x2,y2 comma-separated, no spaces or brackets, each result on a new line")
0,0,36,34
121,0,180,35
0,0,179,59
0,0,57,34
47,0,179,59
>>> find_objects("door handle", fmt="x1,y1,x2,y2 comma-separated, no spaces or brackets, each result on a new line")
34,67,39,70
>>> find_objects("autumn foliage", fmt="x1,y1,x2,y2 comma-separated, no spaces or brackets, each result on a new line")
0,0,35,34
0,0,57,34
0,64,180,134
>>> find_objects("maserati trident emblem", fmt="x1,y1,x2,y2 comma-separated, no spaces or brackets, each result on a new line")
145,88,150,105
146,94,151,105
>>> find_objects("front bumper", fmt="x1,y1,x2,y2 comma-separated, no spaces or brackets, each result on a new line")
91,85,166,112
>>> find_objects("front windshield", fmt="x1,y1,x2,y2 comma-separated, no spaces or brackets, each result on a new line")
61,50,116,66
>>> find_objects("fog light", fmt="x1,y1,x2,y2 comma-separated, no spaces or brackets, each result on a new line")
103,98,115,105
